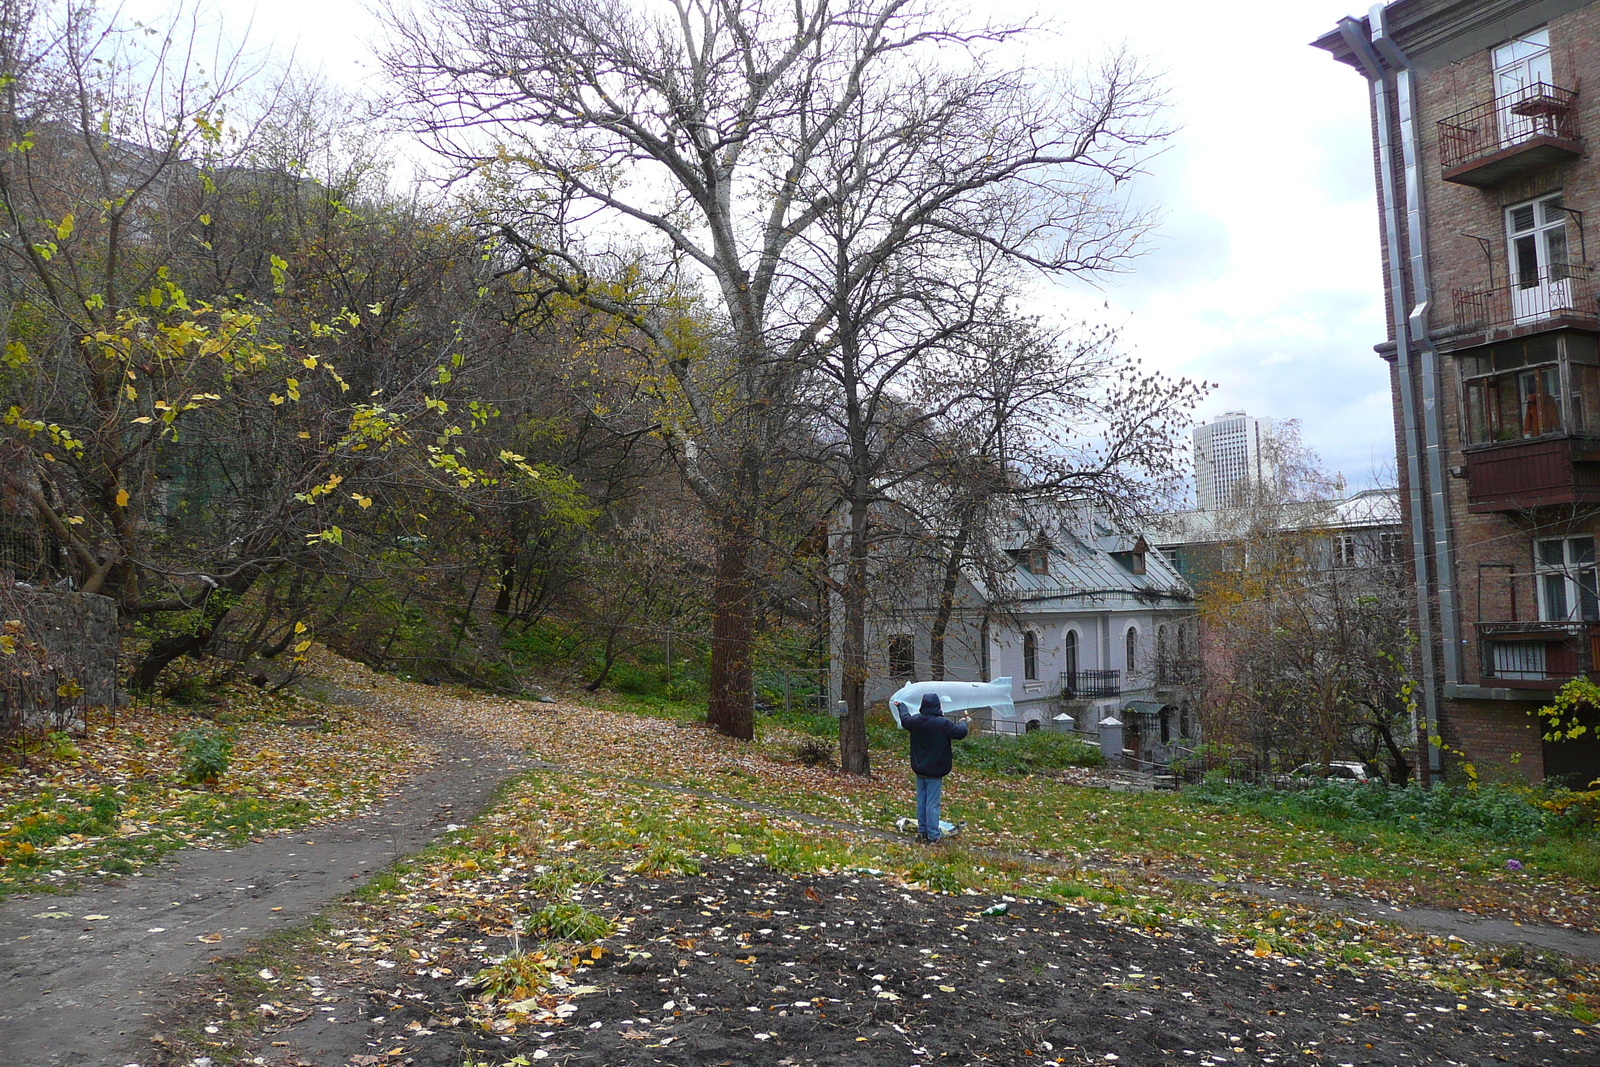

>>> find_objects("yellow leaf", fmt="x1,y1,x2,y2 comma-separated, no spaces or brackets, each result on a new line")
115,489,129,507
1253,938,1272,958
55,213,73,240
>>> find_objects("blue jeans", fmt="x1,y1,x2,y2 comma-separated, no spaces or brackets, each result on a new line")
915,775,943,841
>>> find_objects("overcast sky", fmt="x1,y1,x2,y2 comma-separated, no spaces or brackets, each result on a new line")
128,0,1389,497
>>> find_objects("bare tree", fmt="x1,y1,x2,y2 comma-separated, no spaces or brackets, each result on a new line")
1188,426,1416,782
380,0,1169,744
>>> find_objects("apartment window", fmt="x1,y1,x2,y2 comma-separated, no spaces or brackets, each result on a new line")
1334,533,1358,568
888,634,915,678
1125,627,1138,673
1379,530,1405,565
1536,537,1599,621
1023,631,1038,681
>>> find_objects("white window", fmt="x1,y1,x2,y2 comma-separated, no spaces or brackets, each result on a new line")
1334,533,1358,568
1493,28,1552,106
1536,537,1599,621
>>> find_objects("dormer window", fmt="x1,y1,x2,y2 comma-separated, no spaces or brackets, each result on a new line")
1028,546,1049,575
1112,536,1150,575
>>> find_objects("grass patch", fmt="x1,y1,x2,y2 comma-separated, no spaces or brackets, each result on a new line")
524,901,615,942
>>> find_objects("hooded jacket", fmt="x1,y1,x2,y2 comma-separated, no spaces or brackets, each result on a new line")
899,692,969,778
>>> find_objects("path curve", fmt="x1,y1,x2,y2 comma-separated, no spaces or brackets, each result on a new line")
0,729,525,1067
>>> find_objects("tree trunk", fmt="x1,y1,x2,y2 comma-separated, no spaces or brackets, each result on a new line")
706,521,755,740
929,517,973,680
838,499,872,776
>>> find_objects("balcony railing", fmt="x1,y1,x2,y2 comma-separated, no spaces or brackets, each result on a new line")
1452,264,1597,334
1060,668,1120,699
1477,620,1600,687
1438,82,1581,186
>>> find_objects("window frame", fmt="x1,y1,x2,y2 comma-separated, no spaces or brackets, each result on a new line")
1535,536,1599,622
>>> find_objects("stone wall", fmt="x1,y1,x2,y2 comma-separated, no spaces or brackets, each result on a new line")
1,585,118,733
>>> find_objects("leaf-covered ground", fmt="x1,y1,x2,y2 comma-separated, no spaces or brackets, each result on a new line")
132,652,1600,1067
0,681,428,899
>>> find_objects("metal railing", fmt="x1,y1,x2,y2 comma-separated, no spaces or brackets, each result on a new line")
1437,81,1580,173
1452,263,1597,332
1477,619,1600,684
1060,668,1120,699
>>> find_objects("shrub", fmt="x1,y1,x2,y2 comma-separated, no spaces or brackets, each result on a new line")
1188,779,1553,841
472,952,554,1001
174,726,234,785
524,901,614,942
957,729,1105,775
794,737,835,767
626,843,701,877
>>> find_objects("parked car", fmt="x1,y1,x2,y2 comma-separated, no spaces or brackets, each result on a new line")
1270,761,1376,787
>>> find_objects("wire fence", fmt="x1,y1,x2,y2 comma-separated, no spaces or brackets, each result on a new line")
0,519,64,584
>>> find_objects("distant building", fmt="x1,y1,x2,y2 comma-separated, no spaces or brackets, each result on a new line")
832,503,1197,766
1192,412,1278,510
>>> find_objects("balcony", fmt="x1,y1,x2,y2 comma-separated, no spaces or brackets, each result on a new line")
1453,265,1598,339
1438,82,1581,188
1061,669,1120,700
1477,620,1600,688
1462,435,1600,512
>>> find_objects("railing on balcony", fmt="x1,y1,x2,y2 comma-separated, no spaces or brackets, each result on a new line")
1061,668,1120,699
1438,81,1581,185
1477,620,1600,687
1452,264,1597,334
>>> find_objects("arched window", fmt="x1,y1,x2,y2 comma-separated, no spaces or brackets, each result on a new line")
1063,630,1078,676
1125,626,1138,673
1157,625,1169,683
1025,719,1041,733
1023,631,1038,681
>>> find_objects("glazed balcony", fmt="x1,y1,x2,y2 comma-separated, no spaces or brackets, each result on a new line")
1438,82,1581,188
1477,620,1600,688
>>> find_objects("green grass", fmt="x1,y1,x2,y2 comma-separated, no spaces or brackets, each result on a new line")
0,781,318,900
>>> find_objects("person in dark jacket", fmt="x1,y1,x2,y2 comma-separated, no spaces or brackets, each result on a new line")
898,692,969,842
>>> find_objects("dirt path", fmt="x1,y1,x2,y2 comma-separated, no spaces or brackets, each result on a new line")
0,728,526,1067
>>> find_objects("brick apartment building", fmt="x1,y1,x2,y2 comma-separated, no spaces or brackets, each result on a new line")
1316,0,1600,786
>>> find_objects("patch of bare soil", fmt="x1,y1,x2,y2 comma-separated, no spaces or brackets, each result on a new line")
170,859,1600,1067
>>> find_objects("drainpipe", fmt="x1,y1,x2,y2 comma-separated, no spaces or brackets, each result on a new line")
1375,7,1464,695
1337,12,1445,778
